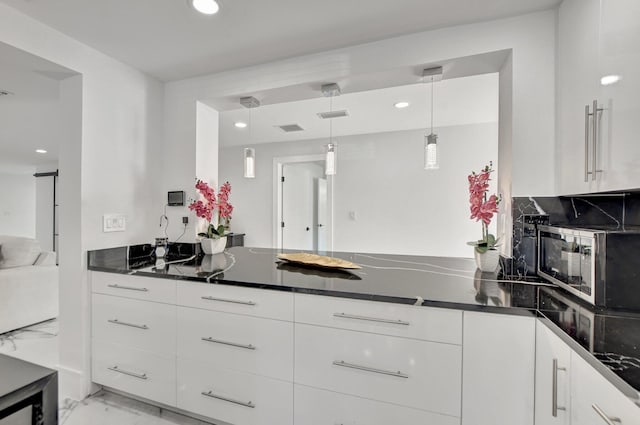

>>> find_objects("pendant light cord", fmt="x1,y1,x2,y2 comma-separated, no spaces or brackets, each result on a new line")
329,95,333,143
430,77,434,134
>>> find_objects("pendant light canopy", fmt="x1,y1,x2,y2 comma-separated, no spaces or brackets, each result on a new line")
321,83,341,176
240,96,260,179
423,66,442,170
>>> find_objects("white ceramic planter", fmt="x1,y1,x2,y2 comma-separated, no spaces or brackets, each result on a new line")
474,249,500,272
200,237,227,255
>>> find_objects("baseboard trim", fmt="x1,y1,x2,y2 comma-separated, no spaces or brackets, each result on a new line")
58,365,90,401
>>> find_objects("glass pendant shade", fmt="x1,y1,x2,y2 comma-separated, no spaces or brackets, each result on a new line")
243,148,255,178
325,143,337,176
424,133,439,170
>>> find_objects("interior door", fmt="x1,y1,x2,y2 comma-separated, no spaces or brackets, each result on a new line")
315,178,328,251
281,162,322,250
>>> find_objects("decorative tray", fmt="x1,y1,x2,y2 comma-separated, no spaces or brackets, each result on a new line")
276,253,362,270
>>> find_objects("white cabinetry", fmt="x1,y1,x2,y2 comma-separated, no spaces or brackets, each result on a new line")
294,384,460,425
462,311,536,425
571,352,639,425
294,294,463,423
535,321,572,425
535,320,640,425
91,272,177,407
557,0,640,195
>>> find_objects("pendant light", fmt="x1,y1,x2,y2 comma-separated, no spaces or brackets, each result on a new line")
423,66,443,170
240,96,260,178
321,83,341,176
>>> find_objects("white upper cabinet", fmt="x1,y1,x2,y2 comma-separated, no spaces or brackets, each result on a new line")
557,0,640,195
596,0,640,192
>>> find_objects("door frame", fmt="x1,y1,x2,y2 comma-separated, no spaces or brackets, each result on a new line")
273,154,333,251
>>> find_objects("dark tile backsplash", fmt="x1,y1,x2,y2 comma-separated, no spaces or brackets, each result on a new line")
511,192,640,277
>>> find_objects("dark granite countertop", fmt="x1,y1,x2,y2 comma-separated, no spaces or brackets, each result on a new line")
88,245,541,314
87,244,640,404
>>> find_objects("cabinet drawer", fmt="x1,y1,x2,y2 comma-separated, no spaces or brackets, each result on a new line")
177,358,293,425
92,340,176,407
295,293,462,344
294,384,460,425
295,324,462,417
571,352,640,425
92,272,176,304
177,281,293,321
92,294,176,355
177,306,293,381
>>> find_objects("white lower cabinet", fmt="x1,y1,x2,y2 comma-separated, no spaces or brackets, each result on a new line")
462,311,536,425
295,323,462,417
570,352,639,425
176,306,294,381
92,293,176,356
294,384,460,425
92,340,176,407
535,322,572,425
177,358,293,425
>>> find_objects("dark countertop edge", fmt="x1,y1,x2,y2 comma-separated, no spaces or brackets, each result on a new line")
537,314,640,407
88,266,537,317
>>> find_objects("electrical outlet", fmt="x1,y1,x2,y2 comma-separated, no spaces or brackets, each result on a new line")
103,214,126,232
182,216,189,224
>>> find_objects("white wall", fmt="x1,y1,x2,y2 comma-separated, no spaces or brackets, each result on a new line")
220,123,498,257
164,10,556,224
0,3,164,400
0,171,36,238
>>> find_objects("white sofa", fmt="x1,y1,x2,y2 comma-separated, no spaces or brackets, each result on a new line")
0,236,59,334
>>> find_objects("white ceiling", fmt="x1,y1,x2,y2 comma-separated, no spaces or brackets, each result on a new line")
219,73,499,147
0,42,75,170
0,0,561,81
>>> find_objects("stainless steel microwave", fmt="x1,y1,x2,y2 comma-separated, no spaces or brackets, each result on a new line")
537,225,640,310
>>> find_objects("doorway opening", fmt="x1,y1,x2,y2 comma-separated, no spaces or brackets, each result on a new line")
274,155,333,251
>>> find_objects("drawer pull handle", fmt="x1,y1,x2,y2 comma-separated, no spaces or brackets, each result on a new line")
108,365,147,380
552,358,567,417
107,284,149,292
108,319,149,330
201,390,255,408
592,404,621,425
201,296,256,306
201,337,256,350
333,312,409,326
333,360,409,379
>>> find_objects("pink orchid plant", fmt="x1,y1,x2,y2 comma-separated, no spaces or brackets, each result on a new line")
467,163,501,253
188,179,233,239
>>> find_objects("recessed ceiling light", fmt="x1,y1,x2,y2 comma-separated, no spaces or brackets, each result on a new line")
234,121,247,129
35,149,47,154
600,75,621,86
188,0,220,15
394,101,410,109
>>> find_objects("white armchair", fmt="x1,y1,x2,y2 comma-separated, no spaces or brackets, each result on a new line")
0,236,59,334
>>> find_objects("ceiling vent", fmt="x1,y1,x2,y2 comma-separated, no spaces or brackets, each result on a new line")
317,110,349,119
277,124,304,132
0,90,14,97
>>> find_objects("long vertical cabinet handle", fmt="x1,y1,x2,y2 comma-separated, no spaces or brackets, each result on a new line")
592,100,599,181
585,104,591,182
552,359,566,417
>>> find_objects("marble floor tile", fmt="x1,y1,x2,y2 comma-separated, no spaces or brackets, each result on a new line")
0,319,59,369
61,391,213,425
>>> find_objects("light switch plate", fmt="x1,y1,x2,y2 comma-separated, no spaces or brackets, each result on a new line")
103,214,126,232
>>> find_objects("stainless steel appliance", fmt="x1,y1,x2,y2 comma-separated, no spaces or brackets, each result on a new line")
537,225,640,310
